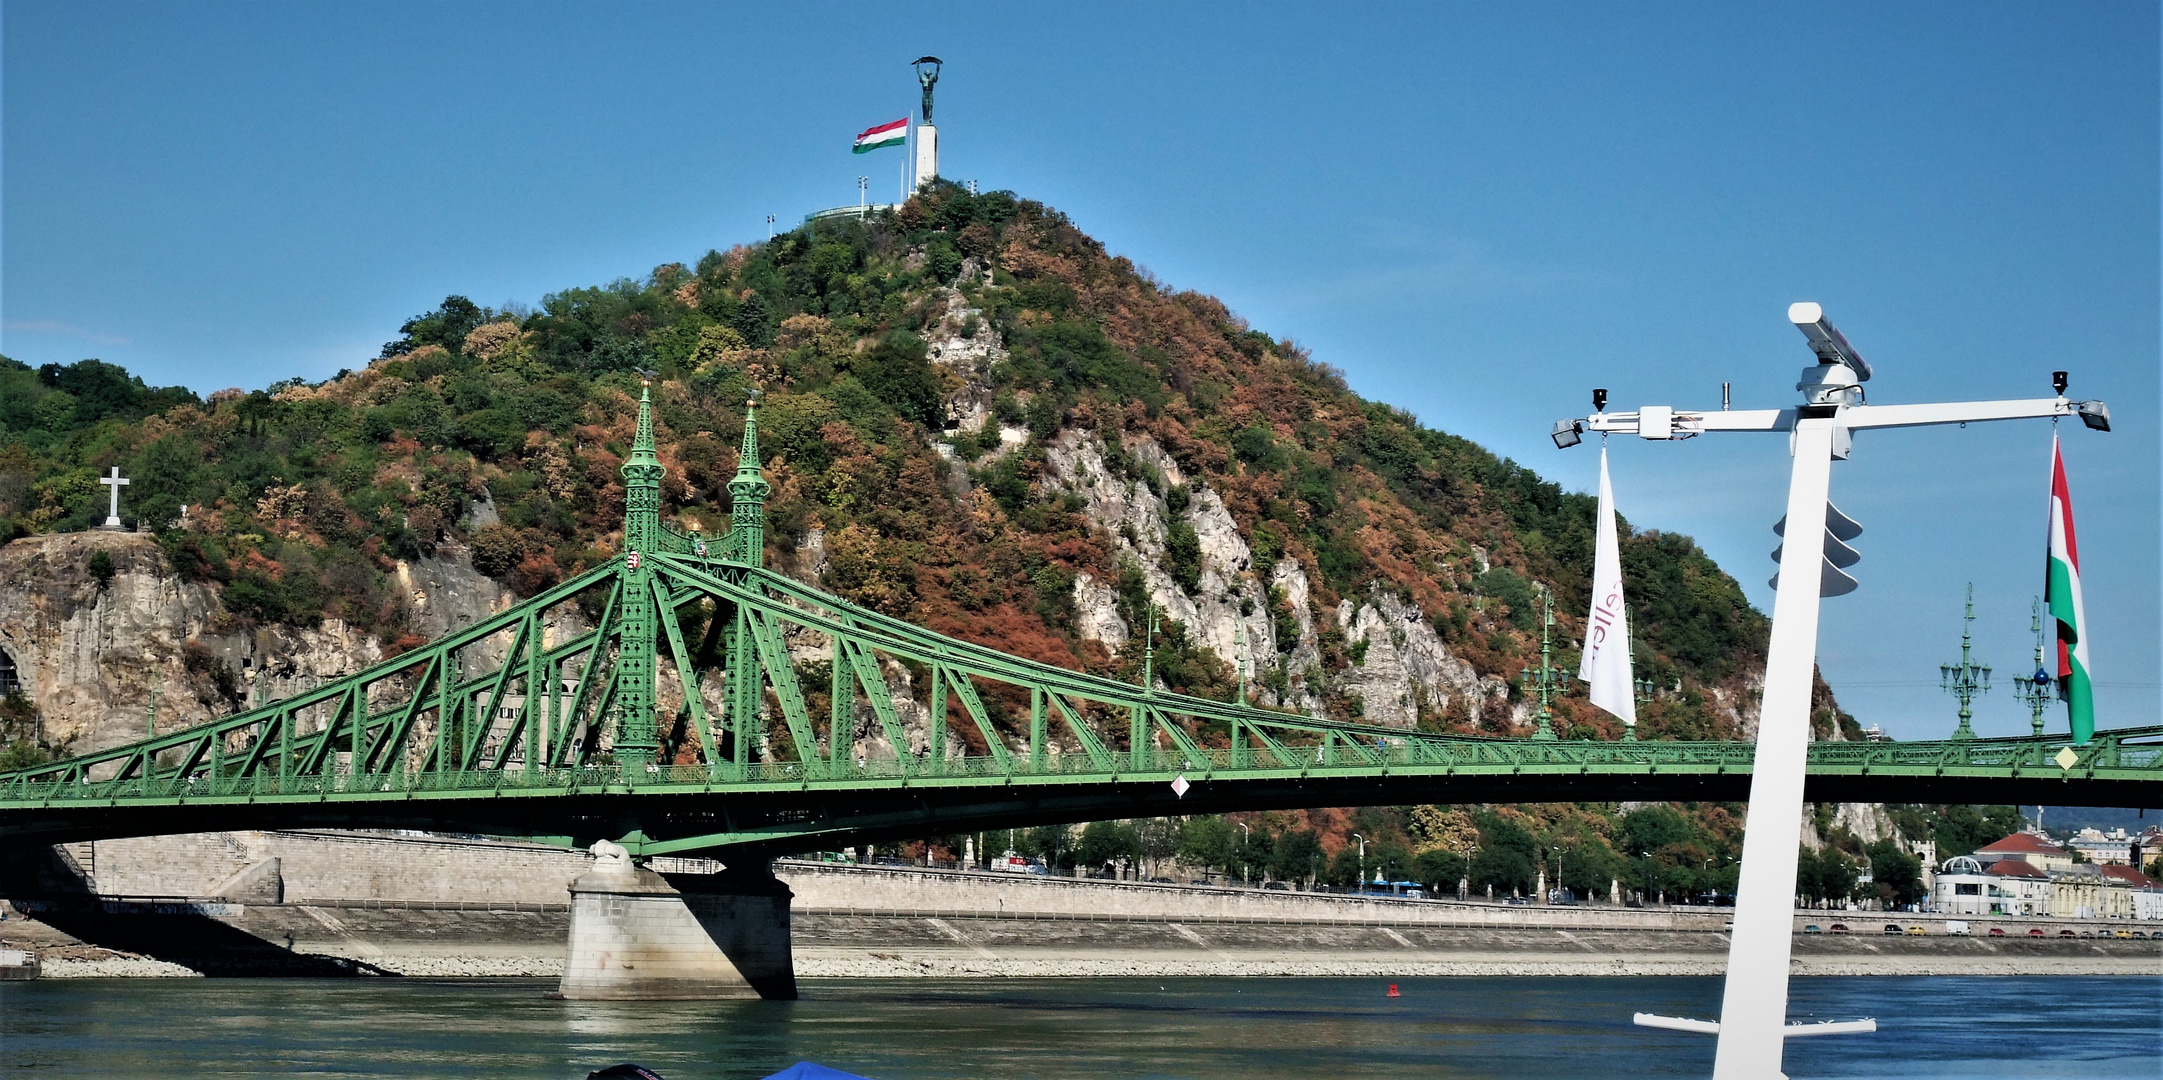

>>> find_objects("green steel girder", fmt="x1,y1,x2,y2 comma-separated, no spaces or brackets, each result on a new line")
2,391,2157,855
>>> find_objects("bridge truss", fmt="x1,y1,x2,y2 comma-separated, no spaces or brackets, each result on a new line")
3,392,2157,857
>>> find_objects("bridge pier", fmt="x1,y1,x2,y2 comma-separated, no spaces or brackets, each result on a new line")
559,842,797,1000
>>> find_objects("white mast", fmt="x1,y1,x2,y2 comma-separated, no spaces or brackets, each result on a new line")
1551,302,2110,1079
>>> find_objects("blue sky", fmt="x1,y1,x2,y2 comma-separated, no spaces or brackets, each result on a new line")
4,2,2156,738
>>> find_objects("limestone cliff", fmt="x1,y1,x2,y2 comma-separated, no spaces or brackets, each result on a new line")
0,530,521,755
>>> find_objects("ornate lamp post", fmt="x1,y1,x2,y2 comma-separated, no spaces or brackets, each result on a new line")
1519,587,1563,740
1630,676,1656,741
2010,596,2057,738
1939,583,1992,740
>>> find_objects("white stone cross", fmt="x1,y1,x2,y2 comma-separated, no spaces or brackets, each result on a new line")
99,467,129,529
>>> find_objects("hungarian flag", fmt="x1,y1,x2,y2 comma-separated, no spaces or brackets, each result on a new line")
2045,433,2093,743
853,118,907,154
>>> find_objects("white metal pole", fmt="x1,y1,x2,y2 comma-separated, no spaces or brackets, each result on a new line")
1711,417,1835,1079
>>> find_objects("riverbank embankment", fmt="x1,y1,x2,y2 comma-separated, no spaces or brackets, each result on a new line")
4,831,2156,977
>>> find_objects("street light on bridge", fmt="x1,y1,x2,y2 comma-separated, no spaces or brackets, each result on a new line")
1939,584,1992,741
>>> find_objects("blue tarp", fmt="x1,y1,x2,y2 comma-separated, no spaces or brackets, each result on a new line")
761,1063,877,1080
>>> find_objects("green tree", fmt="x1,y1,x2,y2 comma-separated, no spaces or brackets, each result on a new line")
1018,824,1075,870
1415,849,1468,893
846,331,941,427
1076,819,1141,871
1620,805,1693,856
1470,845,1537,895
1866,840,1925,907
1270,828,1323,884
1178,816,1235,874
87,549,115,591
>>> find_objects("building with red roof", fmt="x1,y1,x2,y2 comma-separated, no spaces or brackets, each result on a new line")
1972,831,2075,875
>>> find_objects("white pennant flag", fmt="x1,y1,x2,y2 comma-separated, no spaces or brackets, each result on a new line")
1578,447,1636,725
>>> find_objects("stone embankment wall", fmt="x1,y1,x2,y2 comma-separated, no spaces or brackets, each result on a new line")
779,862,1731,930
7,831,2158,979
68,831,593,905
62,831,1728,929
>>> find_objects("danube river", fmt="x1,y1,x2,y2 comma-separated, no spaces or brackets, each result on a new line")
2,976,2155,1078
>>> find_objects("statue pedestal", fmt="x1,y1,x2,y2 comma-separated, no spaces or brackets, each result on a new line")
559,844,796,1000
914,124,938,190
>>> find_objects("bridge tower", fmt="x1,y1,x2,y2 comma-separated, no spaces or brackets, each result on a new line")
615,383,665,771
728,394,768,567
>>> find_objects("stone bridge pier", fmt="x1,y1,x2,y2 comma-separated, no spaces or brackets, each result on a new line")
558,841,796,1000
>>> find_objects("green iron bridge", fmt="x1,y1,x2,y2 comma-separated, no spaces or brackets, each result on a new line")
4,393,2157,860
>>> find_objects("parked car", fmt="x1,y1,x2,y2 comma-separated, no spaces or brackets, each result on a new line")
1802,925,1822,934
1905,926,1926,936
1148,877,1174,884
2028,928,2046,937
1506,896,1531,906
2058,929,2077,937
2078,930,2095,939
2131,931,2148,940
1944,920,1969,935
1882,923,1904,935
1829,923,1849,934
1987,927,2007,937
1263,881,1291,891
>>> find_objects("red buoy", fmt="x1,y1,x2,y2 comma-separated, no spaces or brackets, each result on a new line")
1387,983,1400,997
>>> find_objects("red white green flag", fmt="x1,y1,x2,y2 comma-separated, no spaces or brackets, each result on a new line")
853,118,907,154
2045,433,2093,744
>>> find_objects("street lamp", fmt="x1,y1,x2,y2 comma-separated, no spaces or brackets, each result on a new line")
2010,596,2058,738
1630,677,1657,741
1352,832,1365,895
1517,587,1562,740
1237,821,1251,885
1939,583,1992,740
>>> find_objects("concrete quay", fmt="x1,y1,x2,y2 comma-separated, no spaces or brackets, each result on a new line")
3,831,2156,980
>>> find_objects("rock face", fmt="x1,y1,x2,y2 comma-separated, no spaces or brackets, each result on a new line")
1038,431,1509,729
1334,587,1507,730
0,530,514,756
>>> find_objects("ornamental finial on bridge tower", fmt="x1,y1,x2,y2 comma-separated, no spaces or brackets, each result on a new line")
728,392,769,566
620,382,665,557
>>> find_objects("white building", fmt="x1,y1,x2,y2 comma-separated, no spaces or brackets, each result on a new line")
1931,855,2050,917
2065,827,2138,866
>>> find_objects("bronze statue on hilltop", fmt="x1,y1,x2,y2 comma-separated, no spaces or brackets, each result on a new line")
913,56,941,123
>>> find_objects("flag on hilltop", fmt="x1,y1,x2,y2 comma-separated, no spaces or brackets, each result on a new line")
2045,433,2093,744
1578,446,1636,726
853,118,907,154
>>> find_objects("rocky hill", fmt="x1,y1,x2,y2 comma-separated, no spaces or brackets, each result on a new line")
4,183,1942,900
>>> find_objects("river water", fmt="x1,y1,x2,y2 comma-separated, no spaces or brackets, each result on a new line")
1,976,2155,1078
